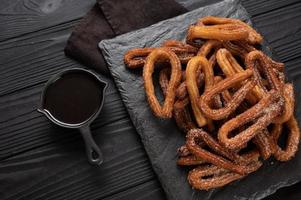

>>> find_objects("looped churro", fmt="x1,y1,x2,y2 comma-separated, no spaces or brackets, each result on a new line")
170,41,219,103
159,68,196,132
216,48,264,103
188,152,262,190
124,48,155,69
143,48,182,118
188,165,243,190
199,69,255,120
246,50,283,92
187,24,249,43
124,40,198,69
176,40,221,104
186,56,214,127
218,80,275,159
218,90,283,150
197,16,263,44
246,50,293,123
186,129,255,175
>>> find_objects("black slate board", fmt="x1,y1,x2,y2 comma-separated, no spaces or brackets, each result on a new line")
99,0,301,199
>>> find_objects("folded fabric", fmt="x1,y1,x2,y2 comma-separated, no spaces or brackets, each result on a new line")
65,0,187,76
65,4,114,76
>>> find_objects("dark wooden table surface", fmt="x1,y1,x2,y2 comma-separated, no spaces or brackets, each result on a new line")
0,0,301,199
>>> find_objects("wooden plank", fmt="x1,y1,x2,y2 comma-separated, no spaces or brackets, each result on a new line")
0,24,142,159
0,80,139,159
103,181,164,200
0,28,76,95
0,136,162,200
247,1,301,62
0,15,165,198
0,0,94,41
242,0,301,16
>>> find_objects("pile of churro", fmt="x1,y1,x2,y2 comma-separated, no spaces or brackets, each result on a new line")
124,16,300,190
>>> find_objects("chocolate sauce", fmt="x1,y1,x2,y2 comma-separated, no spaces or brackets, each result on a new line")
42,72,102,124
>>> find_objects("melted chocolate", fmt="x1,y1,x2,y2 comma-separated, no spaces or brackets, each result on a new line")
42,72,102,124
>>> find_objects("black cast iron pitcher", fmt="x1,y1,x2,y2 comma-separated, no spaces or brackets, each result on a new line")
38,68,107,165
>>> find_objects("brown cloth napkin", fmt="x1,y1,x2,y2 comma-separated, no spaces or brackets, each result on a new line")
64,0,187,76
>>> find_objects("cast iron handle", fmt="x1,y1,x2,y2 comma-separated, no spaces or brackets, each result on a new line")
79,126,103,165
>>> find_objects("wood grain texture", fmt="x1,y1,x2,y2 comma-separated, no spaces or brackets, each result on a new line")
0,136,161,200
0,65,165,199
250,1,301,62
0,0,94,41
0,2,164,197
0,0,301,199
241,0,301,16
0,31,75,95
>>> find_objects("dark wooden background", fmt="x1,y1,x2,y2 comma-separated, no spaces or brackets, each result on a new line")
0,0,301,199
